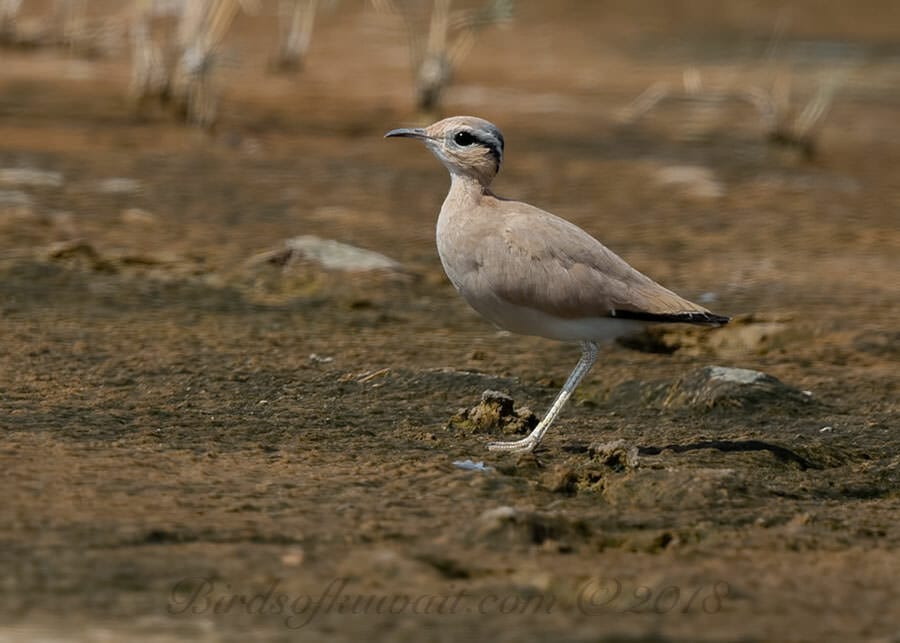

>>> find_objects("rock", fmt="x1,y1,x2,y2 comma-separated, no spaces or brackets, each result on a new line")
280,547,305,567
249,235,402,272
662,366,813,412
97,178,142,194
120,208,158,225
447,389,539,436
478,505,518,524
239,235,408,304
0,168,63,187
654,164,725,199
607,365,814,414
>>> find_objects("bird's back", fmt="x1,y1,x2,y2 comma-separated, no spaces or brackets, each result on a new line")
437,192,726,341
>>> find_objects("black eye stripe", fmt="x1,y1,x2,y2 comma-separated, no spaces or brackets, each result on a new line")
451,128,504,170
454,131,476,146
453,131,501,153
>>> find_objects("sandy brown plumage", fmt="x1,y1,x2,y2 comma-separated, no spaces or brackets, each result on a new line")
386,115,728,452
445,192,725,324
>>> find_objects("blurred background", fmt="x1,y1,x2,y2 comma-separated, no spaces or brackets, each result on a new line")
1,1,897,297
1,0,898,313
0,0,900,287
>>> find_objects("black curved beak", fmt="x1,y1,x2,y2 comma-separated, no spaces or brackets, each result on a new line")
384,127,427,139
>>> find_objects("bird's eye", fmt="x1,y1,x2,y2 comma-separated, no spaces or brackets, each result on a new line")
454,131,475,146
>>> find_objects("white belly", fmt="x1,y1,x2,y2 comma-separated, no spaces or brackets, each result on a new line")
457,290,646,342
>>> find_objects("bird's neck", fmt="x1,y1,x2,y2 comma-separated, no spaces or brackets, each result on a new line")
447,172,492,205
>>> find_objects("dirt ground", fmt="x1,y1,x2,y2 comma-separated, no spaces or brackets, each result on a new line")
1,1,898,641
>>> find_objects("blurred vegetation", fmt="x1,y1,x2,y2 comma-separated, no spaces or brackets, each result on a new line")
0,0,516,127
0,0,880,156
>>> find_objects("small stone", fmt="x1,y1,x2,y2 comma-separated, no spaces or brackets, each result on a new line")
662,365,813,412
654,165,725,199
291,236,400,271
252,235,402,272
479,506,518,523
121,208,157,225
708,366,766,385
97,178,142,194
0,168,63,187
280,547,304,566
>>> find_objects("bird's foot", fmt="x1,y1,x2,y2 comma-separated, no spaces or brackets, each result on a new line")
486,436,538,453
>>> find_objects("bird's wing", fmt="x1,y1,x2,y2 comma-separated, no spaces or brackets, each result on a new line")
470,200,716,322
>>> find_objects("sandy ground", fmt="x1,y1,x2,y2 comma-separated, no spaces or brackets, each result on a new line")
1,1,899,641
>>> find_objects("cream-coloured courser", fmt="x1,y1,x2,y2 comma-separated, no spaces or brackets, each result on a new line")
386,116,728,453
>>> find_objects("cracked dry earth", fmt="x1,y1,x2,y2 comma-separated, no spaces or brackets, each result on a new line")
1,2,899,641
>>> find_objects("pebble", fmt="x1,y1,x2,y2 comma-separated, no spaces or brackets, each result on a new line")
0,168,63,187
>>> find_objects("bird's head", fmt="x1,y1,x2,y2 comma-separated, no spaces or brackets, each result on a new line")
385,116,504,186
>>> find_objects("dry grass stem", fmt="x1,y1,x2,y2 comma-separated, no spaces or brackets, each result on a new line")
376,0,512,112
272,0,320,72
619,19,844,161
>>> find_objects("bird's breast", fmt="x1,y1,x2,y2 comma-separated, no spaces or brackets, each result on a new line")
435,204,477,290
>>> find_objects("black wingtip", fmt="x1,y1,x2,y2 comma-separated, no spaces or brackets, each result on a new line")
612,310,730,326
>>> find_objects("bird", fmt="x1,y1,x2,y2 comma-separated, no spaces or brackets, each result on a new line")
385,116,729,453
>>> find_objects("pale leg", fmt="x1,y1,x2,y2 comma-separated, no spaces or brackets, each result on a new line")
486,341,599,453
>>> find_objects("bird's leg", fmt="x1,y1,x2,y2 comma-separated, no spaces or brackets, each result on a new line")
486,341,599,453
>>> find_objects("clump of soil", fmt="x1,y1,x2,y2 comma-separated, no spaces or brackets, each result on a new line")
447,389,539,436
